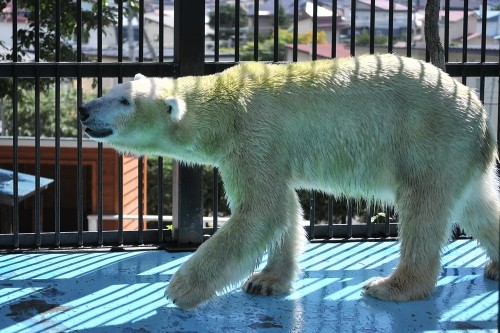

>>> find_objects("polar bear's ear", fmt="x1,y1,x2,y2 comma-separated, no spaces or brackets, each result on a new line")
164,97,186,122
134,73,147,81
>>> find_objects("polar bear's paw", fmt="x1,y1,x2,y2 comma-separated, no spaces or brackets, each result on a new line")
165,266,215,309
485,261,499,280
242,272,292,296
362,276,433,302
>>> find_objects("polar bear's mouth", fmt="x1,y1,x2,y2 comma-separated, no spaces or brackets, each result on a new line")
85,127,113,138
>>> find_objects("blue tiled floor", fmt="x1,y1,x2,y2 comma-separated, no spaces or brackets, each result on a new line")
0,240,498,332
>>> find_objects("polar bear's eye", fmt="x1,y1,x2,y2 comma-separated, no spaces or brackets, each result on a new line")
120,98,130,106
166,105,173,114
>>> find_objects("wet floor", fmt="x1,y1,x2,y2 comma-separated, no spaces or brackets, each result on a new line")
0,239,498,332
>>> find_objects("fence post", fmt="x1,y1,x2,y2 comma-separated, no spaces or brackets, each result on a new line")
171,0,205,246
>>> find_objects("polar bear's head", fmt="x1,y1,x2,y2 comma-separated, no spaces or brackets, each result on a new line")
78,74,189,154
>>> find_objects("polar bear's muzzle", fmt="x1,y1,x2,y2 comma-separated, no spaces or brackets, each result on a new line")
78,104,114,139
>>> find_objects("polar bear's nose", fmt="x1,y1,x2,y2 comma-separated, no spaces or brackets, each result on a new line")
78,105,90,122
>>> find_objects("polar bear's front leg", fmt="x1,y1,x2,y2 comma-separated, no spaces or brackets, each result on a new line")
166,183,300,308
165,195,297,309
165,216,265,309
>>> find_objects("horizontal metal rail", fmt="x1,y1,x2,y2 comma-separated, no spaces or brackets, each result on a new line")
0,62,176,78
0,62,499,79
0,230,169,248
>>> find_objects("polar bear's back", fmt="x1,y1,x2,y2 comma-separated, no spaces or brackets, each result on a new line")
209,54,494,199
217,54,484,125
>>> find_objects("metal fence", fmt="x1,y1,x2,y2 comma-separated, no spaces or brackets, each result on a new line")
0,0,498,249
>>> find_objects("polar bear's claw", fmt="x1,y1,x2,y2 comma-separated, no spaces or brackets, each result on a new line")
363,276,433,302
485,261,499,280
242,272,292,297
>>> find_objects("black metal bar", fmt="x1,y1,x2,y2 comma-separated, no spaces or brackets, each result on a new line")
97,143,104,246
157,157,164,243
331,0,337,58
388,0,394,53
478,0,486,114
327,196,334,239
309,191,316,239
479,75,485,103
12,0,19,248
214,0,220,62
384,206,391,237
235,0,240,61
138,158,144,244
54,0,61,248
96,0,104,246
172,0,205,246
117,2,124,246
76,0,84,247
312,0,318,60
54,77,61,247
346,199,353,239
480,1,487,64
34,0,41,247
444,0,450,62
98,0,102,62
35,77,41,247
118,154,124,245
118,0,123,62
407,0,412,57
212,168,219,233
366,200,373,238
130,2,145,241
77,75,84,247
462,0,469,64
293,0,298,62
369,0,375,54
139,0,144,62
253,0,259,61
159,0,164,62
350,0,356,55
479,0,486,106
273,0,279,62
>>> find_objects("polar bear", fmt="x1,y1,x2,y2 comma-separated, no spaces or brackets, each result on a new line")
79,54,499,309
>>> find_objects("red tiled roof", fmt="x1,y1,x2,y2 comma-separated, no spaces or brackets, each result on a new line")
286,44,352,58
440,10,477,22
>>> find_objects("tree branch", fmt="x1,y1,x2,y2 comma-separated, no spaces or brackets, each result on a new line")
424,0,445,70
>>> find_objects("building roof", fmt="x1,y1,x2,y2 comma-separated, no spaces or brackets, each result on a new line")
440,10,478,22
305,1,333,17
286,43,351,58
357,0,408,11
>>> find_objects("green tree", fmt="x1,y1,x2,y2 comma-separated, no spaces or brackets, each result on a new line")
355,30,387,46
1,84,81,137
0,0,118,136
208,4,248,41
240,29,328,61
148,158,230,217
0,0,116,95
277,5,290,30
